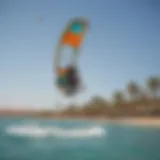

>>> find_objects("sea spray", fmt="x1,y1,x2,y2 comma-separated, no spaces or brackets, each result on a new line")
5,124,106,138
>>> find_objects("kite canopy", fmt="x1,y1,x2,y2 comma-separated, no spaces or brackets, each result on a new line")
53,18,89,96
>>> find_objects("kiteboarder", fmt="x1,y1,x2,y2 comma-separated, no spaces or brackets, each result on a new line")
53,18,89,96
56,65,80,95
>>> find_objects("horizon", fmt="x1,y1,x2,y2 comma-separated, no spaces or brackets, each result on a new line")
1,0,160,109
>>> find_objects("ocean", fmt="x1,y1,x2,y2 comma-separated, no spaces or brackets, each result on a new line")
0,117,160,160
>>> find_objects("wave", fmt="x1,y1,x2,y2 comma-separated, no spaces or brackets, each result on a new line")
5,124,106,138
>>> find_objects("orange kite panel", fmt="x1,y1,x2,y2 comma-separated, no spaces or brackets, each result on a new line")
61,32,83,48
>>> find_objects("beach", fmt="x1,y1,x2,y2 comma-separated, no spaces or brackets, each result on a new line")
107,117,160,127
0,110,160,127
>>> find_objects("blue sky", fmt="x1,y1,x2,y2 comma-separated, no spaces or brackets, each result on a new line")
0,0,159,109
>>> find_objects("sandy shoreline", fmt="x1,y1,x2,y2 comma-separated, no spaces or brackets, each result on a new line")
1,115,160,127
110,118,160,127
61,117,160,127
0,108,160,127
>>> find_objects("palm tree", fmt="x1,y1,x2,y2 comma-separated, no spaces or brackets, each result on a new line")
127,81,141,101
91,95,107,106
90,95,108,114
62,104,77,115
81,102,98,116
147,76,160,99
112,90,125,106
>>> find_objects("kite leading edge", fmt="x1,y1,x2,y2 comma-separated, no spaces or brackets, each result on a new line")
53,18,89,96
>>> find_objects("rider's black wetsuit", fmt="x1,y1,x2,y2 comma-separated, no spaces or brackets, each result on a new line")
66,66,79,95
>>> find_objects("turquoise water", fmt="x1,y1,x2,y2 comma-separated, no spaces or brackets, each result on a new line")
0,117,160,160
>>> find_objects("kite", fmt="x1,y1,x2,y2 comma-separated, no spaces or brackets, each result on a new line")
53,18,89,96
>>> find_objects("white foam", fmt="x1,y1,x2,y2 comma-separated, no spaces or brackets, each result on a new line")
5,124,106,138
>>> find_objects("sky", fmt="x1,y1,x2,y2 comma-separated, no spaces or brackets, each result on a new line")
0,0,160,109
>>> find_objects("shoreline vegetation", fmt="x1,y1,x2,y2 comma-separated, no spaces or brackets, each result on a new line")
0,76,160,126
